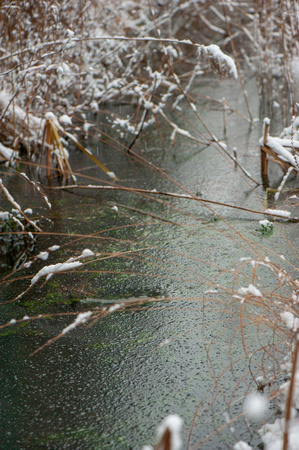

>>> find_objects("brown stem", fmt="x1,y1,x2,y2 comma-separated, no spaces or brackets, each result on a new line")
283,338,299,450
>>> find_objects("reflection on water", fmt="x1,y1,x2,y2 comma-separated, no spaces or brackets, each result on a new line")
0,76,297,449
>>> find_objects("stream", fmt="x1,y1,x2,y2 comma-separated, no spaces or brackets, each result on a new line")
1,75,298,449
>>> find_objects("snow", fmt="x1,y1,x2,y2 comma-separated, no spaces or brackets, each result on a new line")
80,248,94,258
202,44,238,79
280,116,299,140
108,303,124,313
24,208,33,214
0,178,22,210
275,167,294,202
280,311,299,331
37,251,49,260
264,209,291,218
243,393,269,422
262,136,298,168
13,216,24,230
238,284,262,298
112,118,136,134
24,261,32,268
59,114,72,126
170,124,192,143
256,376,266,387
48,245,60,251
10,319,17,325
61,311,92,335
43,196,52,209
0,211,10,220
31,261,82,285
219,141,227,150
165,45,178,58
107,171,116,179
0,142,18,160
111,205,118,212
273,137,299,149
156,415,183,450
0,90,44,144
66,29,75,39
260,415,299,450
234,441,252,450
45,111,60,127
259,219,272,228
22,315,30,321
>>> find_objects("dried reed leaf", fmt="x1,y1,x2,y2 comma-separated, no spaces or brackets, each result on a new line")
56,123,117,180
48,119,76,182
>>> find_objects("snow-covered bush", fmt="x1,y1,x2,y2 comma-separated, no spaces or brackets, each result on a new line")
0,0,296,157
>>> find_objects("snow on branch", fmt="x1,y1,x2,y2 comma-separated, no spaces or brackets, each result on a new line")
62,311,92,335
30,261,83,286
200,44,238,79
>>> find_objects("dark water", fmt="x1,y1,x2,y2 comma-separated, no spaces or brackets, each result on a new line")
0,76,298,449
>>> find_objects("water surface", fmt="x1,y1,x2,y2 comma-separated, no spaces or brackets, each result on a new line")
1,75,298,449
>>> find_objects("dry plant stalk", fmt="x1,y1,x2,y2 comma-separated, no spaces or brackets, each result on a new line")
260,117,298,187
283,339,299,450
41,118,76,182
41,117,117,182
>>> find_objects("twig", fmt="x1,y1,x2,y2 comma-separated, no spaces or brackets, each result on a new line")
283,339,299,450
0,179,42,231
50,184,296,220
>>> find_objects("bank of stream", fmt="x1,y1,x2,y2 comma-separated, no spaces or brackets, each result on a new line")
1,76,298,449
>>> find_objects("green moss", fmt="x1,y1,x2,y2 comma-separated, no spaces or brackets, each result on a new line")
39,428,130,449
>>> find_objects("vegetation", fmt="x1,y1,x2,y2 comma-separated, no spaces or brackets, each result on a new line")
0,1,298,449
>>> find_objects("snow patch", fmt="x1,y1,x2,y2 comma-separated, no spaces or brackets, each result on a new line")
108,303,124,313
156,415,183,450
238,284,262,298
264,209,291,218
59,114,72,126
80,249,94,258
62,311,92,335
48,245,60,251
107,171,116,179
31,261,82,285
259,219,272,228
234,441,252,450
244,393,269,422
202,44,238,79
280,311,299,331
37,251,49,261
0,211,10,220
0,142,18,160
